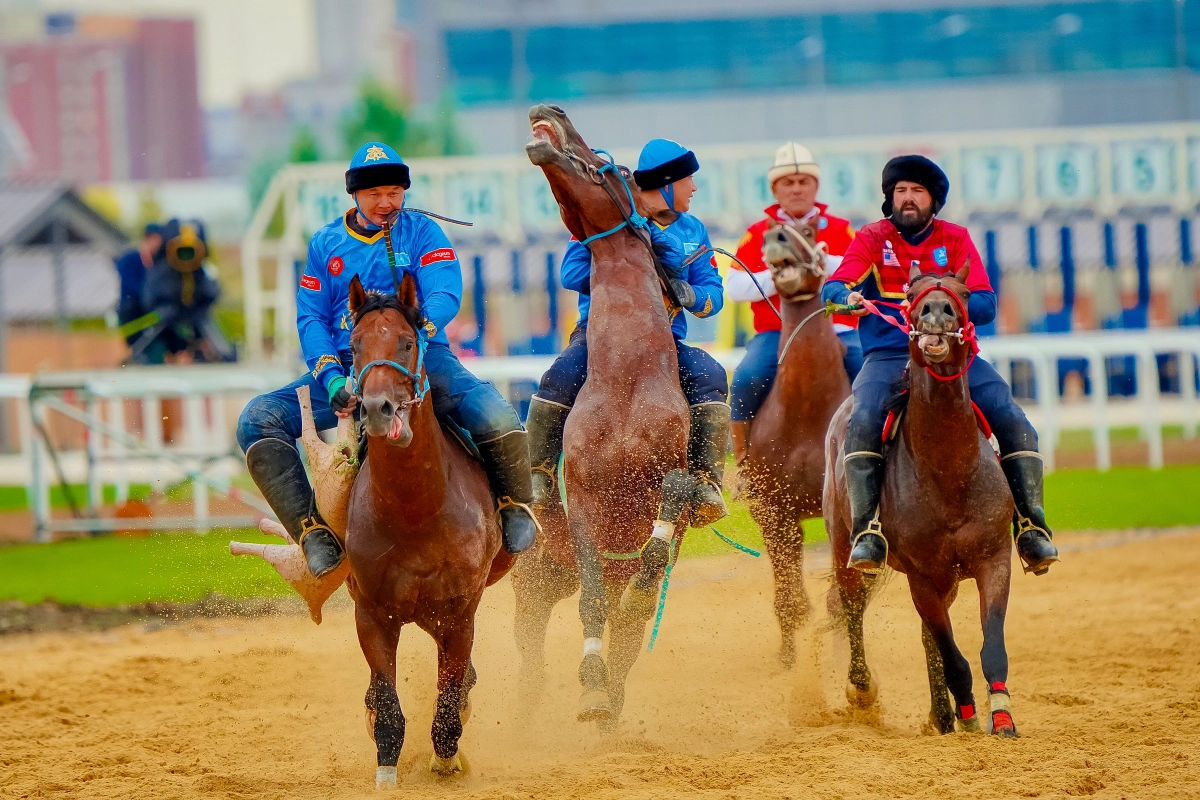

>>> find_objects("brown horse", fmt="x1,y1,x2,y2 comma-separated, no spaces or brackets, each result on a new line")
513,104,693,727
344,273,515,785
824,267,1019,736
739,220,851,668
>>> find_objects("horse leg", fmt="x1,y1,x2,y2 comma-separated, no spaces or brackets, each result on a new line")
908,575,979,732
568,512,611,722
621,469,692,619
976,554,1017,737
762,514,810,668
512,550,578,715
355,604,404,790
429,615,475,776
598,579,649,732
920,623,956,735
834,565,878,708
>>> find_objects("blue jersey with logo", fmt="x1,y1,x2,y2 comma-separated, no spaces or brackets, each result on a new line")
297,209,462,392
559,212,724,340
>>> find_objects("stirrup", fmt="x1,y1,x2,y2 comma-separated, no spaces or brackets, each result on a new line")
1014,515,1058,576
497,497,544,536
847,516,887,575
531,461,557,485
298,515,341,548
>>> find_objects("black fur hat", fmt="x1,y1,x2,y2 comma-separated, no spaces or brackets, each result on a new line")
881,155,949,217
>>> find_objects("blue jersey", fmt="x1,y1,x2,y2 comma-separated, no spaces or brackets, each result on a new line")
297,209,463,393
560,212,724,340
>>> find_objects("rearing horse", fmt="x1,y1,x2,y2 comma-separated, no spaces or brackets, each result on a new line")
824,267,1019,736
740,220,851,667
346,273,515,784
513,105,692,726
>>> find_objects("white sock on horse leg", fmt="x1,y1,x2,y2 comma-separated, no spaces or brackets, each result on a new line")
651,520,674,542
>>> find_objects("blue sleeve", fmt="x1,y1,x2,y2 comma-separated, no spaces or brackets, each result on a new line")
296,236,343,393
967,289,997,326
821,279,852,306
684,231,724,318
411,221,462,339
560,240,593,295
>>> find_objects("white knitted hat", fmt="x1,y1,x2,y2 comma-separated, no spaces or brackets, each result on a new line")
768,141,820,185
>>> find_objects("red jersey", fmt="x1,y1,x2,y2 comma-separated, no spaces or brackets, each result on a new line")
733,203,857,333
830,218,991,353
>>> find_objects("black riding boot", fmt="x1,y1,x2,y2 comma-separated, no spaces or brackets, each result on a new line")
478,430,540,554
1000,453,1060,575
245,438,344,578
526,395,570,509
845,452,887,573
688,403,731,527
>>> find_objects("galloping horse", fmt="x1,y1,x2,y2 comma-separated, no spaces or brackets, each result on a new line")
824,267,1019,736
346,273,515,783
513,104,692,726
739,220,851,667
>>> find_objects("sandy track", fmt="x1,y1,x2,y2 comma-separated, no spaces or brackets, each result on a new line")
2,531,1199,799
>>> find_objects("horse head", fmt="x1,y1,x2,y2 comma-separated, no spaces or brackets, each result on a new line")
762,220,827,300
347,273,426,447
906,265,972,370
526,104,644,244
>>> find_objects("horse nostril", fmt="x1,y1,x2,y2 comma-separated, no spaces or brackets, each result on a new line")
941,301,953,317
379,399,394,418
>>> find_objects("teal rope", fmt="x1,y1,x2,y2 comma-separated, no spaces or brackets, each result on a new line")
645,543,677,652
557,451,568,515
710,528,762,558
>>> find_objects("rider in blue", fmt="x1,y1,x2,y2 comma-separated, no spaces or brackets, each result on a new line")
525,139,732,526
237,142,538,577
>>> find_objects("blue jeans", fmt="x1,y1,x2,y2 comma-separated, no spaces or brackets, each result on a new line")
844,350,1037,456
730,329,864,422
537,325,729,407
236,341,522,451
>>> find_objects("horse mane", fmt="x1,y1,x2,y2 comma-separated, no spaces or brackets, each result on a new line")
351,290,424,333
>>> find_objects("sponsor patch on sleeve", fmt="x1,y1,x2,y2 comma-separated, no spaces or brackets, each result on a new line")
327,256,344,276
300,274,321,291
420,247,457,267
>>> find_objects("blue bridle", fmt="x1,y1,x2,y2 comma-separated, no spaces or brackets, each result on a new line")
351,332,430,407
577,149,651,247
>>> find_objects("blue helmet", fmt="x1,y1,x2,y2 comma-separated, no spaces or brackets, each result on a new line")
345,142,410,194
633,138,699,191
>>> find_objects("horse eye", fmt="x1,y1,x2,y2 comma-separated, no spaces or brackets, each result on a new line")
405,341,413,351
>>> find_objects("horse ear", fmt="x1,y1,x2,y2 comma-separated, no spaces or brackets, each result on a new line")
398,272,419,310
348,275,367,316
908,263,923,283
955,262,971,284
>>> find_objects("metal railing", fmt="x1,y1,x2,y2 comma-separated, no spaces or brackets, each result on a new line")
2,327,1196,540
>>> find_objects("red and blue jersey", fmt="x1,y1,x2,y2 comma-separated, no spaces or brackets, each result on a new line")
297,209,462,393
821,218,995,355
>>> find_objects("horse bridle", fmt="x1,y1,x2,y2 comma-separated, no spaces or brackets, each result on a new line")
561,147,684,308
351,329,431,408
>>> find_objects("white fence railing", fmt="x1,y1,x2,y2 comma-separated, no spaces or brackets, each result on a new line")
2,328,1196,540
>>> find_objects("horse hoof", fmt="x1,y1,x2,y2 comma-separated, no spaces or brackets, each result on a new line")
957,715,983,733
577,690,612,722
429,752,466,777
921,712,956,736
845,680,878,709
990,710,1019,737
375,766,397,790
619,580,658,621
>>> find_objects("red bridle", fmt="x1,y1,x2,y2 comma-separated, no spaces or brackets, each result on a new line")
861,280,978,382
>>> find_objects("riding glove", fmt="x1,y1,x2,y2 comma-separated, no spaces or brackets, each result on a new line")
669,279,697,309
327,376,354,414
